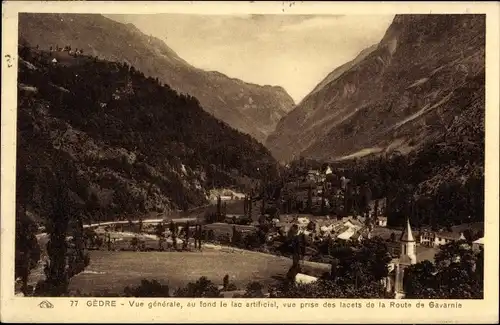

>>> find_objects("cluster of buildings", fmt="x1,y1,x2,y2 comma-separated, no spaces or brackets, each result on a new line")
49,45,84,56
48,45,85,64
272,214,374,244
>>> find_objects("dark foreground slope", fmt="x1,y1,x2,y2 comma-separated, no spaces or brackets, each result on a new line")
17,45,277,223
267,14,485,162
19,13,295,143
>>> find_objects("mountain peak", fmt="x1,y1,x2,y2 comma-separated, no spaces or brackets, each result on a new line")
267,14,485,163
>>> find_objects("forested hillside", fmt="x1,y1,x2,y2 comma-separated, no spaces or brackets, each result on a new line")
17,44,278,224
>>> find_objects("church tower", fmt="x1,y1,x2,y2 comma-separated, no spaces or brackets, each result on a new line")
394,218,417,299
400,218,417,265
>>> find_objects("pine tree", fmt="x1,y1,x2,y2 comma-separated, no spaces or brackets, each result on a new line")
216,195,222,220
40,171,71,296
307,185,313,213
170,221,177,250
184,221,190,250
248,195,253,219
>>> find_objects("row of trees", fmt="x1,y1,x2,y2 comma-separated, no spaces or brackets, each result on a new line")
153,221,203,251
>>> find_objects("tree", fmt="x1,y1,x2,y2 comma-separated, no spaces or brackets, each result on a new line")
36,168,72,296
106,229,112,251
243,196,248,215
130,236,139,251
67,216,90,278
183,221,191,250
169,221,177,250
307,185,313,213
124,279,170,297
83,228,98,249
231,225,242,247
138,217,143,233
272,278,390,298
320,187,327,215
248,195,253,219
15,207,41,295
243,281,265,298
155,222,166,250
403,260,437,298
174,276,222,297
216,196,222,219
404,241,483,299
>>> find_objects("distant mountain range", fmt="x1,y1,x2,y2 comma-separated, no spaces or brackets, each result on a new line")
267,14,485,163
19,13,295,143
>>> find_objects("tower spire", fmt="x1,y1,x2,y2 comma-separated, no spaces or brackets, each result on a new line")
400,217,414,242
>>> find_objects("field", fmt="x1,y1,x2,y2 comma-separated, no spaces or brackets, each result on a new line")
68,248,330,296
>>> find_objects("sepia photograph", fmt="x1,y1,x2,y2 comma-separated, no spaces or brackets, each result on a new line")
2,1,499,323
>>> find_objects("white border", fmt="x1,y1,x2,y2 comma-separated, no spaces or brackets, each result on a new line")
1,1,499,323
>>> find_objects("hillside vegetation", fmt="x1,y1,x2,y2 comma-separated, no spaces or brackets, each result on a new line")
17,45,278,223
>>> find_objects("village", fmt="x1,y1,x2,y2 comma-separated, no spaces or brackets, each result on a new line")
67,162,484,299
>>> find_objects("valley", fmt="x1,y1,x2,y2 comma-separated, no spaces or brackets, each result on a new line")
14,13,486,301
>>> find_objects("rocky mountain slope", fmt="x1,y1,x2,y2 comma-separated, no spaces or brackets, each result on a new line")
17,45,278,223
266,14,485,163
19,13,295,143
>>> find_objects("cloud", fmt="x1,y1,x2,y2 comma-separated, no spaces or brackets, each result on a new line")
278,15,345,32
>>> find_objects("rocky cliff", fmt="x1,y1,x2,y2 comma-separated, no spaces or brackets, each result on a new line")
267,15,485,163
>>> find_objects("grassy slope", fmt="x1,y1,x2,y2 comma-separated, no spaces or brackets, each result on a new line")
68,250,330,295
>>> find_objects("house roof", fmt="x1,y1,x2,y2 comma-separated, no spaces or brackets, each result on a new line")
400,218,415,242
351,233,362,241
435,231,463,240
473,237,484,245
338,228,356,240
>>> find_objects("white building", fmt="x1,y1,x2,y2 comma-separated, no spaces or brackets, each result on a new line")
376,216,388,227
295,273,318,285
472,237,484,252
419,230,466,247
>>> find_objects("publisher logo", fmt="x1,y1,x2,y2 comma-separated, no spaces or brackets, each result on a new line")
38,300,54,308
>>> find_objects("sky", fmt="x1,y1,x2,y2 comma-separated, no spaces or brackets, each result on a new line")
108,14,394,103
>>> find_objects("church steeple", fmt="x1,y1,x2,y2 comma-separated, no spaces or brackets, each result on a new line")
393,217,417,299
399,218,417,265
400,218,415,242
